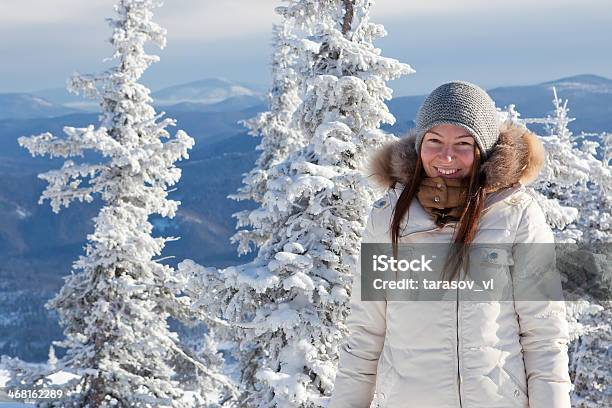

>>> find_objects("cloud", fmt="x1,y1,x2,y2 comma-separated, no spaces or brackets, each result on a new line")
158,0,281,41
0,0,610,93
369,0,609,18
0,0,109,25
1,0,609,42
0,0,282,41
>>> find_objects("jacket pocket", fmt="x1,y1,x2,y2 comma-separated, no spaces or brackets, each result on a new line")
476,246,514,267
469,246,515,301
485,364,528,407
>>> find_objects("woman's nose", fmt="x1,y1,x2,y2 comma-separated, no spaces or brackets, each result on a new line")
439,146,455,162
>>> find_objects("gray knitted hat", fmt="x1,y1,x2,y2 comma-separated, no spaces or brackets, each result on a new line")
414,81,500,159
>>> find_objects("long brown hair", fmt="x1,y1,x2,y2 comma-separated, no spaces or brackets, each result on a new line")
390,144,486,282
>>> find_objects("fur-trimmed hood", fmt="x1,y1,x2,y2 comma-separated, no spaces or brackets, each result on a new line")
368,122,545,194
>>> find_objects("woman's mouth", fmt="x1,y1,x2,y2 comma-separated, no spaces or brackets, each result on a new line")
434,166,460,176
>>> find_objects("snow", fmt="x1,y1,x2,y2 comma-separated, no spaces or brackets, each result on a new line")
14,0,236,406
180,1,414,406
548,82,612,94
228,263,280,293
152,78,260,106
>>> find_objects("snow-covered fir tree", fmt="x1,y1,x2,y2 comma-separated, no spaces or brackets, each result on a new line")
497,104,522,124
496,103,581,240
171,327,233,407
562,274,611,407
505,89,593,242
229,14,305,256
570,131,612,243
569,309,612,407
47,346,57,371
603,132,612,167
533,88,611,243
179,1,413,406
17,0,235,406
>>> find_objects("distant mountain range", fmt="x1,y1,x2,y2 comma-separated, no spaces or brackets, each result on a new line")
151,78,267,106
4,74,611,132
1,74,611,363
21,77,268,115
165,95,266,113
0,93,80,120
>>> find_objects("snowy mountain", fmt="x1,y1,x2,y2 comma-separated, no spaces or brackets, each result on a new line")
489,74,612,132
540,74,612,93
0,93,80,120
165,94,265,113
22,74,612,130
152,78,266,107
32,87,98,111
32,78,267,113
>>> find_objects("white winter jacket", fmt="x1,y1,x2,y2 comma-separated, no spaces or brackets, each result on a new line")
329,125,572,408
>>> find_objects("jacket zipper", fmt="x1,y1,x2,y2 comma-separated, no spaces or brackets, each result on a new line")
400,222,463,407
456,287,463,408
455,190,509,407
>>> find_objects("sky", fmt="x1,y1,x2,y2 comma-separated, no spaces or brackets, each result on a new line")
0,0,611,96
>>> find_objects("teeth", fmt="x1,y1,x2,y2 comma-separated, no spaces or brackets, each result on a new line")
436,167,459,175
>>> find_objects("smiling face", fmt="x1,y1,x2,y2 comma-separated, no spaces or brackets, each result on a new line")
420,124,476,179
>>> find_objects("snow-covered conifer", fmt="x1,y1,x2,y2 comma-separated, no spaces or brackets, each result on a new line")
496,103,581,240
517,89,590,241
47,345,57,371
532,88,611,243
603,132,612,167
180,1,413,406
229,14,305,256
497,104,522,125
570,131,612,243
18,1,235,406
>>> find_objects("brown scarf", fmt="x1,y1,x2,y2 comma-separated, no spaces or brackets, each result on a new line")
416,176,469,225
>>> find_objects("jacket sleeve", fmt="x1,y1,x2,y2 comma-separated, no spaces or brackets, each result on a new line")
512,198,572,408
328,208,387,408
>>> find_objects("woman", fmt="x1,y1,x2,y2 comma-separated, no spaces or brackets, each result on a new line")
328,81,571,408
